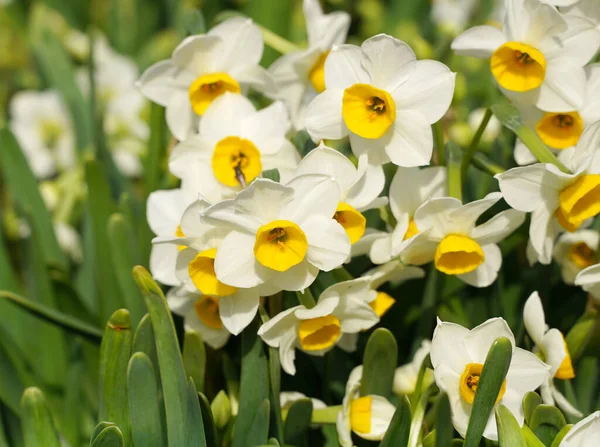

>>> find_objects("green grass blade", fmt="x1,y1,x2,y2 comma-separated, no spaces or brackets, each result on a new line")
183,330,206,393
21,388,60,447
186,379,207,447
198,393,218,447
435,393,453,447
360,328,398,398
496,404,526,446
0,337,25,415
381,396,412,447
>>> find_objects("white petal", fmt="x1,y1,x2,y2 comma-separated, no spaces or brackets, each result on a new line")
449,192,502,232
242,100,289,148
166,92,197,141
541,328,567,376
166,287,196,316
413,197,462,236
471,209,526,245
295,293,340,320
345,156,385,211
304,89,346,142
361,34,416,91
431,319,471,374
514,139,538,166
541,16,600,67
389,166,447,218
451,25,506,57
560,410,600,446
324,44,369,90
358,396,395,441
230,64,278,96
505,347,550,394
337,333,358,353
150,244,180,286
458,244,503,288
257,306,300,347
214,231,272,288
529,204,558,265
171,35,221,74
282,174,341,223
137,60,192,106
268,258,319,292
294,144,357,193
279,329,298,375
146,188,187,235
536,61,586,112
399,232,439,266
199,92,255,138
463,317,515,364
575,264,600,299
552,387,583,418
384,110,433,168
219,288,260,336
523,291,548,347
208,18,264,70
303,216,350,271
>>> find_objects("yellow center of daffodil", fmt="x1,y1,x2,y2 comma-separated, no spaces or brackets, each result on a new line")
297,314,341,351
254,220,308,271
556,175,600,232
188,72,241,115
350,396,372,434
568,242,595,269
188,248,238,296
333,202,366,244
176,225,186,251
554,333,576,380
194,296,223,329
342,84,396,139
434,234,485,275
309,50,330,93
490,42,546,92
212,136,262,187
369,291,396,317
459,363,506,405
404,218,419,240
536,112,584,150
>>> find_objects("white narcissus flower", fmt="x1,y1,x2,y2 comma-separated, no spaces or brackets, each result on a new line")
393,340,434,396
431,317,550,441
523,291,582,417
553,230,599,284
167,286,230,349
9,90,75,179
170,93,299,203
54,222,83,264
137,17,276,141
269,0,350,129
563,0,600,28
497,121,600,265
559,411,600,447
258,278,379,375
200,177,350,294
452,0,600,112
401,193,526,287
336,381,395,446
367,166,447,264
280,392,326,411
291,143,386,245
304,34,455,167
574,263,600,303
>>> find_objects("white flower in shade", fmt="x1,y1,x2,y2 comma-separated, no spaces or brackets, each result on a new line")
431,317,550,441
401,193,525,287
54,222,82,264
280,392,326,411
291,143,386,245
167,286,230,349
137,17,276,141
393,340,434,396
269,0,350,129
336,380,395,446
431,0,478,35
200,177,350,294
523,291,582,417
553,230,599,284
257,278,379,375
574,263,600,303
304,34,455,167
367,166,447,264
559,411,600,447
169,93,299,203
513,64,600,166
497,121,600,265
9,90,75,179
452,0,600,112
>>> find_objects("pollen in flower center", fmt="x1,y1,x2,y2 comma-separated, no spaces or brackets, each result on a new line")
536,112,584,150
342,83,396,139
188,72,241,115
297,314,342,351
490,42,546,92
350,396,372,434
459,363,506,404
568,242,595,269
194,296,223,329
434,234,485,275
333,202,366,244
212,136,262,187
188,248,238,297
556,175,600,231
254,220,308,272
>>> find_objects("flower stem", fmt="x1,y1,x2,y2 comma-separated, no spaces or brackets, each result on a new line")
259,25,301,54
446,142,463,201
296,289,316,309
433,121,445,166
281,405,342,424
461,108,492,180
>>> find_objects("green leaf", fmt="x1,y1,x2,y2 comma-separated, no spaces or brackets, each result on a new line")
463,337,513,447
133,266,189,447
550,424,573,447
361,328,398,398
530,404,566,446
186,379,207,447
566,311,597,361
446,141,463,201
133,314,159,369
0,128,65,267
246,400,271,447
262,169,280,183
496,404,527,446
0,334,26,415
99,309,132,443
184,9,206,34
522,425,546,447
0,291,103,343
144,103,167,196
183,330,206,393
523,392,543,426
380,395,412,447
283,398,312,445
21,388,60,447
199,392,218,447
128,352,167,447
108,0,139,54
435,393,453,447
90,426,125,447
91,422,117,443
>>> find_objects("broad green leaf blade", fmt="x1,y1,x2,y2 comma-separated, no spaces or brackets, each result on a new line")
133,314,158,365
183,330,206,393
361,328,398,398
186,379,207,447
523,392,543,426
0,337,25,416
133,266,189,447
199,393,218,447
566,311,597,361
268,346,284,442
246,400,271,447
463,337,513,447
283,398,312,446
381,396,412,447
21,388,60,447
232,317,269,447
521,425,546,447
108,0,138,55
435,393,453,447
127,352,166,447
550,424,573,447
530,404,566,446
496,404,526,446
99,309,132,443
90,426,125,447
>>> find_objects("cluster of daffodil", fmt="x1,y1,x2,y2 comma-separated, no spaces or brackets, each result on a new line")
135,0,600,443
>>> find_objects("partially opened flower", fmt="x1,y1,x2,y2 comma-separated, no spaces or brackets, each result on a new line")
291,143,385,245
497,121,600,264
201,176,350,294
269,0,350,128
137,17,275,140
523,291,582,417
305,34,455,167
169,93,299,203
401,193,525,287
574,263,600,303
452,0,600,111
553,230,599,284
393,339,434,396
257,278,379,375
559,411,600,447
431,317,550,441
